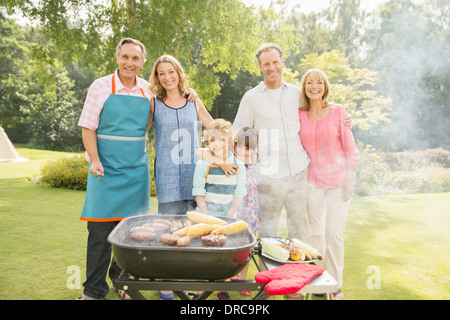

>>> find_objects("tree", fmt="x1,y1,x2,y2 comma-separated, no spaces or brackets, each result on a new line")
266,0,367,69
0,14,83,149
296,50,392,140
0,14,31,141
326,0,366,63
20,58,82,150
1,0,261,108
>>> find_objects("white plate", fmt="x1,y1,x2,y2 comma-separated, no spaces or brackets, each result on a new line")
259,237,318,264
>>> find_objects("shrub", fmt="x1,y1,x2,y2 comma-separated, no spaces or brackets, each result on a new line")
380,148,450,171
39,155,89,190
356,148,450,196
37,145,156,197
39,147,157,195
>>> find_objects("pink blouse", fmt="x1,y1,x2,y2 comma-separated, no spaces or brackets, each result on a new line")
299,104,359,188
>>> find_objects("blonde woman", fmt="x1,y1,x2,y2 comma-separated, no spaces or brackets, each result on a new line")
148,55,213,300
148,55,213,216
299,69,359,300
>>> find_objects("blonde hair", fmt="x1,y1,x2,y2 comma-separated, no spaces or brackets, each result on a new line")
202,119,235,151
300,68,331,110
149,55,190,101
235,127,258,151
116,38,147,63
255,43,283,65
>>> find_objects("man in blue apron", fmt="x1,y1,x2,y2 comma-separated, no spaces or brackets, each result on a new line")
77,38,151,300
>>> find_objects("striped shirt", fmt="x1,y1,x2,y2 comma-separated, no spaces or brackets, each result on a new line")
192,155,247,209
78,69,151,131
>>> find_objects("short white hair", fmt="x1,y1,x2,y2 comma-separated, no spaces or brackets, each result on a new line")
115,37,147,63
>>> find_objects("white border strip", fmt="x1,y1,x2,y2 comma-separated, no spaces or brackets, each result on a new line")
97,134,146,141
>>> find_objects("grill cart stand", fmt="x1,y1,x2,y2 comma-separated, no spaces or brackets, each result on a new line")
113,254,338,300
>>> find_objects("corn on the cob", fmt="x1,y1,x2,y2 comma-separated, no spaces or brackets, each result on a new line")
187,211,228,225
172,226,189,237
292,238,322,260
211,220,248,236
186,223,218,238
276,242,308,261
172,223,221,238
289,246,307,261
261,242,289,261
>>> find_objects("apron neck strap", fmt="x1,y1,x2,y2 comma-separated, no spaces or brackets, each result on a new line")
112,74,116,94
112,74,145,98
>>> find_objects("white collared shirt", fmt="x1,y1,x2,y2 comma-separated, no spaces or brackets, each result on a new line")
233,81,309,178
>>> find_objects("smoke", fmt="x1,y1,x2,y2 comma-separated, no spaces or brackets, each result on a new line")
365,6,450,151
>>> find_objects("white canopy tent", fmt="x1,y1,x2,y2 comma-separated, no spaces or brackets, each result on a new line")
0,126,28,163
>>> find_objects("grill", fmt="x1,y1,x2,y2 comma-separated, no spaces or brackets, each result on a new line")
108,214,338,300
108,214,257,281
108,214,269,300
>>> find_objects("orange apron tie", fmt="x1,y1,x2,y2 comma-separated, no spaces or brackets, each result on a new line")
112,74,145,97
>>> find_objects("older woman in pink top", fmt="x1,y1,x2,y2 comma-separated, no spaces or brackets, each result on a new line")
299,69,359,300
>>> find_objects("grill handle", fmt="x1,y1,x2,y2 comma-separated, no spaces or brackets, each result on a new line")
252,241,262,256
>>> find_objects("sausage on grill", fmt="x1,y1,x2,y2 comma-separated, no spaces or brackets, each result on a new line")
170,220,183,233
129,226,155,233
130,230,157,242
176,236,191,247
201,234,227,247
143,223,170,232
160,233,180,246
153,219,172,226
184,220,193,228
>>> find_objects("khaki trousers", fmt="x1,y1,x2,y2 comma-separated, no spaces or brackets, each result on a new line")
306,186,351,288
256,169,308,240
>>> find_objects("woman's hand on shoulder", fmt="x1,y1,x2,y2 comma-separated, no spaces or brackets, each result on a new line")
185,88,198,101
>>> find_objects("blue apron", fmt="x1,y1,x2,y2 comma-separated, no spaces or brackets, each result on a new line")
80,75,151,221
153,97,199,204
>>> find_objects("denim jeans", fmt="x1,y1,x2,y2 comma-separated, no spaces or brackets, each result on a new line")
158,200,197,215
82,221,122,300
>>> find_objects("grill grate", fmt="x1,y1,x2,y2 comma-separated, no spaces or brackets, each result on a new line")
115,216,252,249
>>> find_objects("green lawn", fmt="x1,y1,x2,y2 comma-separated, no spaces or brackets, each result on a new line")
1,147,449,300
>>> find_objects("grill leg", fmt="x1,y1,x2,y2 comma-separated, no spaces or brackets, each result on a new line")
114,274,147,300
173,291,192,300
124,289,146,300
195,291,214,300
252,284,269,300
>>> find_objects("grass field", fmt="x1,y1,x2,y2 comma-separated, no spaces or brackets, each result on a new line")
1,147,449,300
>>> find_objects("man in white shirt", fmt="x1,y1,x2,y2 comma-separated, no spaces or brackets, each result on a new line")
233,43,309,239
